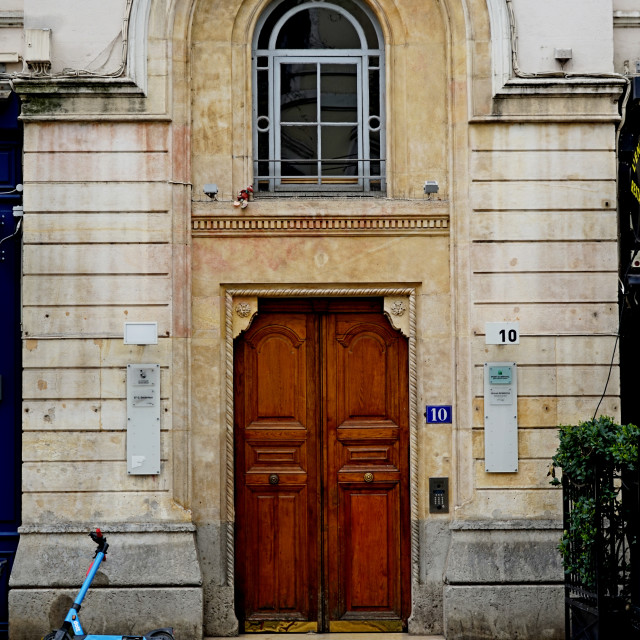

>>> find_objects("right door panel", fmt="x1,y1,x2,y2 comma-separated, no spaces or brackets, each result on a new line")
325,311,410,630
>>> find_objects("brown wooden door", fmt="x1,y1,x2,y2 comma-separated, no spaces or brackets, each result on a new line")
234,299,410,632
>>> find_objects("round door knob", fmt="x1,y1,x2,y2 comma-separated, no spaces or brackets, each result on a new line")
269,474,279,485
363,472,374,483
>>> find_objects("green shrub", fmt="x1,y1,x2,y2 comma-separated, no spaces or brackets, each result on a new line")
550,416,639,592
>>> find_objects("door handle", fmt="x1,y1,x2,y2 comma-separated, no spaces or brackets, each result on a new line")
269,474,279,485
363,472,374,483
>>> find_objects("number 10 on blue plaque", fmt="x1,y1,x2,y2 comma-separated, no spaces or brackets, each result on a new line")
425,405,452,424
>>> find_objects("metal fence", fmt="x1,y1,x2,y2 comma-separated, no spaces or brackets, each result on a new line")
563,463,640,639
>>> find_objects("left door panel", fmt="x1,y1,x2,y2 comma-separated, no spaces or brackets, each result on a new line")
234,311,319,631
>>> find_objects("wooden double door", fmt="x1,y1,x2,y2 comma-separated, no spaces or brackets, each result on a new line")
234,298,410,632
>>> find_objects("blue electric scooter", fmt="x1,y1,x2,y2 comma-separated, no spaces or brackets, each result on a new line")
43,530,175,640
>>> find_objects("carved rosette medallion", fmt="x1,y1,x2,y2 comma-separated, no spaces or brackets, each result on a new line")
390,300,406,317
235,302,252,318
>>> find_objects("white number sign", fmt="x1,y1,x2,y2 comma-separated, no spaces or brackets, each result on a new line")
485,322,520,345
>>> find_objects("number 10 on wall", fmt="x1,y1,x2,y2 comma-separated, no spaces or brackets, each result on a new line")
425,405,452,424
485,322,520,345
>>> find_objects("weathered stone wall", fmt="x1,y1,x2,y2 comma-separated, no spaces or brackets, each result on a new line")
9,0,197,634
460,118,620,522
7,0,626,638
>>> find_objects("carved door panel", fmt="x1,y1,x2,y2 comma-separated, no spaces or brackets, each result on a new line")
325,311,410,630
234,310,319,631
234,299,410,632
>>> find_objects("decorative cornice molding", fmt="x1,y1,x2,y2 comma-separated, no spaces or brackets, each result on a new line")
499,77,627,93
19,522,196,534
11,76,147,119
12,76,144,95
486,76,626,123
0,11,23,28
614,11,640,28
192,213,449,236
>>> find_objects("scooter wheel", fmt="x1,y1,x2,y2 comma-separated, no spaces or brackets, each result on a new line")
43,632,72,640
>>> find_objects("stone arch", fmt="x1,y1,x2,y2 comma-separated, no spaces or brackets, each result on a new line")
163,0,501,103
126,0,152,93
487,0,512,92
161,0,498,635
183,0,493,199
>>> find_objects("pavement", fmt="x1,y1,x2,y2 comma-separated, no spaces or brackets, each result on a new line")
205,635,445,640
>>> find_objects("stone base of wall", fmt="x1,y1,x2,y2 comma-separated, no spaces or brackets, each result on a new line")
195,521,238,637
8,520,565,639
8,525,203,640
443,584,564,640
441,520,564,640
9,587,203,639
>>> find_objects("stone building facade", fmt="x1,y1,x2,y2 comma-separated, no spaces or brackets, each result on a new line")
2,0,637,638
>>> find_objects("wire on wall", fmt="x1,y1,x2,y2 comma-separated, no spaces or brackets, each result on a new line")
3,0,133,80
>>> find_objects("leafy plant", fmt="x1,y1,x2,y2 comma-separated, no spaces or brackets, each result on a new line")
550,416,639,593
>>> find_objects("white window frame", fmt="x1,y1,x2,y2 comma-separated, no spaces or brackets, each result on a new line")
252,0,385,194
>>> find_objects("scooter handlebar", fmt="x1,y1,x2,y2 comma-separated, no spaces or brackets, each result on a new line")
88,529,108,555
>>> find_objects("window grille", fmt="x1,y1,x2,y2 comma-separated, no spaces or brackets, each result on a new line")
253,0,385,194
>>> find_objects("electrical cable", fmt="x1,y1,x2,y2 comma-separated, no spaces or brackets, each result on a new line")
0,186,22,195
0,216,22,248
503,1,637,422
593,227,636,421
507,0,632,423
505,0,629,87
2,0,133,81
592,299,623,422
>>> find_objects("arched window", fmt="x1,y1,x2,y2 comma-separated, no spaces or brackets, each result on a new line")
253,0,385,193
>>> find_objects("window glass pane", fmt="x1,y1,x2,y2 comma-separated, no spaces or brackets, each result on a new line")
369,129,382,190
276,8,360,49
321,125,358,176
280,63,317,123
335,0,378,48
321,64,357,123
281,125,317,177
258,69,269,118
257,131,271,191
368,68,379,118
369,130,381,165
258,0,380,49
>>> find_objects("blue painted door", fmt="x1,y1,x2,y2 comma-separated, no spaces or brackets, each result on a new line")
0,92,22,640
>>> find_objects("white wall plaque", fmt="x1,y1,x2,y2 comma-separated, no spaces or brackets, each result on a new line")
126,364,161,475
124,322,158,345
484,362,518,472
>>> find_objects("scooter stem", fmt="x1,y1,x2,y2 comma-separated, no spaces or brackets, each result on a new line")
74,549,105,609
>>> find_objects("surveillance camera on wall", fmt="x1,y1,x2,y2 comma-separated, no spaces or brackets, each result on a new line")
204,183,218,198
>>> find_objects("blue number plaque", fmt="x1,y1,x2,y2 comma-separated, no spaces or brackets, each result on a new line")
425,405,452,424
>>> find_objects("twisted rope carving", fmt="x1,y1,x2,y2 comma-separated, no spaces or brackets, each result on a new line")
226,287,415,298
408,292,420,584
225,292,235,587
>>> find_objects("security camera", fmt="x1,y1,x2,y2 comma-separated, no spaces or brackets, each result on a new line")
204,183,218,198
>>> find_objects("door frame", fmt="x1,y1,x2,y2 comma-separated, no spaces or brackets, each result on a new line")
223,285,419,615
